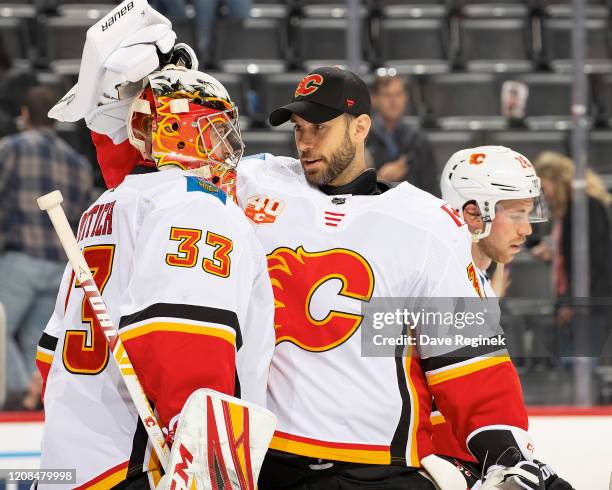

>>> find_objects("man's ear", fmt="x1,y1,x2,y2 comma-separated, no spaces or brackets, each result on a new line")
353,114,371,143
463,202,484,233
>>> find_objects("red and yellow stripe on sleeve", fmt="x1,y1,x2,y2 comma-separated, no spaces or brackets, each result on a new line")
36,332,58,401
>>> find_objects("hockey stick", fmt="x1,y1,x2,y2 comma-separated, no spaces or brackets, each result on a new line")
37,190,170,471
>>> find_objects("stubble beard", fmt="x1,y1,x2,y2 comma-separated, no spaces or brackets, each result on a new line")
302,131,356,187
479,236,513,264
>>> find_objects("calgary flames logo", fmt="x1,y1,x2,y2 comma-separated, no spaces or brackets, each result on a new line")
294,74,324,98
469,153,486,165
466,263,484,299
267,246,375,351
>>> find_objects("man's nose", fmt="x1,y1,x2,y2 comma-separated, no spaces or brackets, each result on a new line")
519,222,532,237
296,132,314,153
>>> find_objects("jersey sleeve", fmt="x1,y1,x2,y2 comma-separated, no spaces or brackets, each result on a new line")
234,230,275,407
416,225,529,468
117,195,272,428
36,264,73,400
91,132,141,189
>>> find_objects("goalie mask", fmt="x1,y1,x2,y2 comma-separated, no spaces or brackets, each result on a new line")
128,66,244,199
441,146,547,240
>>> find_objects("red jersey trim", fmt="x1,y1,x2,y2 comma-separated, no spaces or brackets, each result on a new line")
75,460,129,489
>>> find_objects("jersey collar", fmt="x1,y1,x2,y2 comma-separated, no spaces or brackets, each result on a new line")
318,169,391,196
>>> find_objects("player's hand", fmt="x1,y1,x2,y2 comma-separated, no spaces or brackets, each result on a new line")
48,0,175,138
478,460,574,490
480,461,544,489
85,41,197,143
47,0,196,144
532,460,574,489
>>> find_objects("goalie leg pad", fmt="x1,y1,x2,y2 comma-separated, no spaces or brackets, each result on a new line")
159,389,276,490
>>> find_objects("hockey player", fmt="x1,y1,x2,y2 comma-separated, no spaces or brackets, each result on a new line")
237,69,562,490
433,147,574,488
36,64,275,488
433,146,546,463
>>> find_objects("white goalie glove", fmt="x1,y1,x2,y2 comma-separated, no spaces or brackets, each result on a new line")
478,461,544,490
157,389,276,490
48,0,196,143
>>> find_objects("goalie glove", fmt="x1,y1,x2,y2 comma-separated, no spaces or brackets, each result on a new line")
468,429,575,490
480,461,545,490
48,0,196,143
532,461,574,490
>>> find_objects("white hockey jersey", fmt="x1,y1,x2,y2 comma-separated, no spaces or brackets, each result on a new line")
430,264,498,462
236,154,526,467
36,169,275,489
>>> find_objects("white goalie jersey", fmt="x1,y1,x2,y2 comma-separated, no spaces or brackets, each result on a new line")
35,169,275,489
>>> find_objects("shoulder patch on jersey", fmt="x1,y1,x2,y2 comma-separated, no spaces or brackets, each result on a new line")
440,202,465,228
185,176,227,204
244,195,285,224
466,262,485,299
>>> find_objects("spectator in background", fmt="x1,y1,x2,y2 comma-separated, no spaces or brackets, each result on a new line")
0,85,93,409
0,37,38,139
532,152,612,364
150,0,251,67
366,74,440,196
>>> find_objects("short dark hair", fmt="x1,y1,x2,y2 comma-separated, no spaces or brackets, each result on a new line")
23,85,57,127
343,113,357,123
371,74,409,95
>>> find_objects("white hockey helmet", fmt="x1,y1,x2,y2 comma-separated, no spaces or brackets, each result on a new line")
440,146,547,240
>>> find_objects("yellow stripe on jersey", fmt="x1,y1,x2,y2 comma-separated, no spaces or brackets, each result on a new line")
270,434,391,465
430,413,446,426
426,355,511,386
35,350,53,365
405,346,420,467
119,322,236,346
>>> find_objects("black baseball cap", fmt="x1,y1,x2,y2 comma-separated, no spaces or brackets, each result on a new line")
269,67,371,127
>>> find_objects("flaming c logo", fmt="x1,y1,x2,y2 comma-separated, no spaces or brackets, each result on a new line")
466,263,484,299
469,153,486,165
267,246,375,351
294,74,324,98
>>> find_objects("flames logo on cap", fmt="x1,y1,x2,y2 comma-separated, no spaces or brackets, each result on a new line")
295,74,324,98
